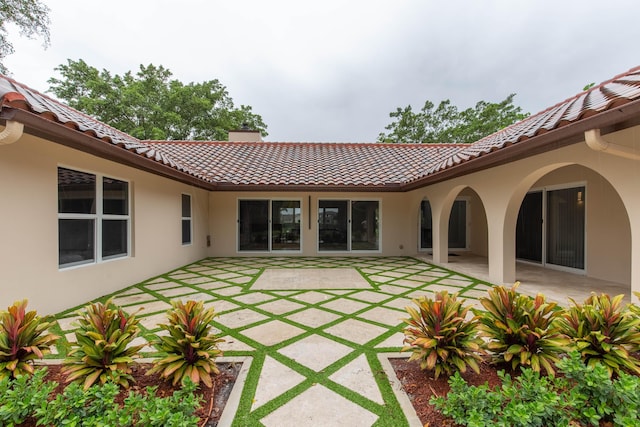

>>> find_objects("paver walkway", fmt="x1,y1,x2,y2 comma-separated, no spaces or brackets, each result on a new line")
51,257,492,426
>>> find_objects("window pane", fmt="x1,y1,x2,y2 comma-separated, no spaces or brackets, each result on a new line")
420,200,432,249
58,168,96,214
318,200,348,251
516,192,543,262
59,219,94,266
547,187,585,269
239,200,269,251
102,219,128,258
182,194,191,218
272,200,301,251
182,219,192,244
103,177,128,215
351,201,379,251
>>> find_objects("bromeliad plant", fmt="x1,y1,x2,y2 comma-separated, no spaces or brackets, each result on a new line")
148,300,224,388
557,293,640,376
62,299,144,390
475,282,569,375
0,300,59,380
402,291,483,379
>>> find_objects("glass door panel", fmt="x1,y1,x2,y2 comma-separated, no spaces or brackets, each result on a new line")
238,200,269,251
318,200,348,251
448,200,467,249
351,201,379,250
516,191,543,263
272,200,301,251
546,187,585,269
420,200,433,249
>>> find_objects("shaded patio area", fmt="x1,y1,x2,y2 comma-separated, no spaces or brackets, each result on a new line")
419,253,631,303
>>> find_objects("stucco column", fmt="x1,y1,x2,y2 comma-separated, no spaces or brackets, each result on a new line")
486,201,516,286
431,201,448,265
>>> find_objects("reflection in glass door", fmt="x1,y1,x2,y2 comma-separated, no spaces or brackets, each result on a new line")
318,200,348,251
238,200,269,251
351,201,379,250
547,187,585,270
272,200,301,251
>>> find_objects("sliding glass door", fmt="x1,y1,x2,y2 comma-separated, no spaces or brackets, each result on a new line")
419,199,468,250
516,186,585,270
238,200,301,252
318,200,379,252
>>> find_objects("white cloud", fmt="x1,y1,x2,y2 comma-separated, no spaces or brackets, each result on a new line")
4,0,639,141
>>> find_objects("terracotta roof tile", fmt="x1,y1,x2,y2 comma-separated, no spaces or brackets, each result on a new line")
2,66,640,189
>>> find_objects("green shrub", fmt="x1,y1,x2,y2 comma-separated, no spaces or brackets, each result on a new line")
431,368,572,427
62,299,145,390
148,300,224,387
402,290,483,379
0,368,56,425
0,299,59,380
475,283,569,375
35,375,202,427
558,351,640,426
557,293,640,376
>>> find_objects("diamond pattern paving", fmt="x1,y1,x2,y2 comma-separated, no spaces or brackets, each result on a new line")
51,256,492,425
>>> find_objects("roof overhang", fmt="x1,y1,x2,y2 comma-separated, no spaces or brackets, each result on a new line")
0,108,215,191
401,97,640,191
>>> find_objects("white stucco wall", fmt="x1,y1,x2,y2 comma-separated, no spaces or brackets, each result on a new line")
0,132,209,314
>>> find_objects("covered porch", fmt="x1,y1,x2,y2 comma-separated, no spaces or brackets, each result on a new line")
419,253,631,304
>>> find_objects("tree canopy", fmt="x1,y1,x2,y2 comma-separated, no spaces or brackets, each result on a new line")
48,59,268,141
378,94,528,144
0,0,50,74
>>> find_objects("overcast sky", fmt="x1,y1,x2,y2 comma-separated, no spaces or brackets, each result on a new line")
4,0,639,142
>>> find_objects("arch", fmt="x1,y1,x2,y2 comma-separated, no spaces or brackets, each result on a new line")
502,162,632,294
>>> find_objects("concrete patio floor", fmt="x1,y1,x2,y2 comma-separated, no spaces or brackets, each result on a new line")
420,253,631,303
49,255,626,426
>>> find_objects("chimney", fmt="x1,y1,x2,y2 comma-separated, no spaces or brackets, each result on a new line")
228,123,263,142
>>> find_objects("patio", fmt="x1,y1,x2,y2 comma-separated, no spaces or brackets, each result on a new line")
48,256,621,426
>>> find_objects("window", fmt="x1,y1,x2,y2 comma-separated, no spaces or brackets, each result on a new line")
238,199,301,252
318,199,379,252
182,194,192,245
58,167,130,267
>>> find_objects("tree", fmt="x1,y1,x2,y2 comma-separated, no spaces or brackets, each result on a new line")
0,0,51,74
378,94,528,144
48,59,268,140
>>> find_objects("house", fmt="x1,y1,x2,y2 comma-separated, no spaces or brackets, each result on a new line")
1,67,639,314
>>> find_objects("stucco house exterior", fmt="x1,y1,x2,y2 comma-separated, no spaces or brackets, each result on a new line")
1,66,639,314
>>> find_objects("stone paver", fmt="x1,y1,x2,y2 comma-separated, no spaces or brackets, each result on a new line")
53,256,492,425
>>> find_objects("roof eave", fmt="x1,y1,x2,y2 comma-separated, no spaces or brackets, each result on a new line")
214,182,404,192
1,108,215,191
401,98,640,191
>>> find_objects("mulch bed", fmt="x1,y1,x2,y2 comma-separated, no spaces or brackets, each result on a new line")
390,358,503,427
17,362,241,427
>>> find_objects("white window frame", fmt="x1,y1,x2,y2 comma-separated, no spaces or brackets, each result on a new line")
58,166,131,269
182,193,192,246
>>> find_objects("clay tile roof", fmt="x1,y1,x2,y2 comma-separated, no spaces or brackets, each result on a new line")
144,141,465,187
2,65,640,190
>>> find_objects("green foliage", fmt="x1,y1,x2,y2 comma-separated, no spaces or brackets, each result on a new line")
402,291,483,379
378,94,528,144
557,351,640,426
557,293,640,376
148,300,224,388
431,369,571,427
475,283,569,375
0,299,59,380
0,368,55,425
48,59,268,140
35,375,201,427
0,0,50,74
62,299,144,390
